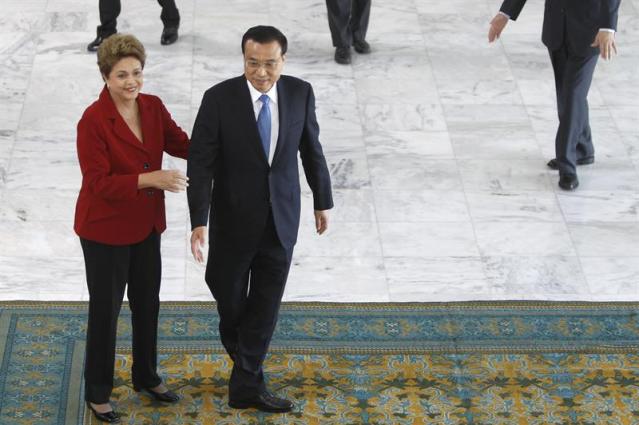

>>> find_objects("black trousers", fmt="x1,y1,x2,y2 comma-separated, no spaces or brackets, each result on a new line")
205,211,293,401
80,232,163,403
325,0,371,48
549,43,599,175
97,0,180,36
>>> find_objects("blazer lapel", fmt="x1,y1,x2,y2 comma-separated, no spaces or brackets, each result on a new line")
272,79,288,165
99,86,148,154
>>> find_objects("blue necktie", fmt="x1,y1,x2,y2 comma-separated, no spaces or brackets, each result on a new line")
257,94,271,160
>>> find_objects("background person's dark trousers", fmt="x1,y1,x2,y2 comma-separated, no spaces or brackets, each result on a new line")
96,0,180,37
549,43,599,176
205,211,293,400
80,232,163,403
325,0,371,47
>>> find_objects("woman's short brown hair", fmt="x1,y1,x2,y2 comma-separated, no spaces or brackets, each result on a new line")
97,34,146,77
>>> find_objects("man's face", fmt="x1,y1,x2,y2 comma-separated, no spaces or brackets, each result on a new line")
243,39,285,93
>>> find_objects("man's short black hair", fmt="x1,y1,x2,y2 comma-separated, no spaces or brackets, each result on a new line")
241,25,288,55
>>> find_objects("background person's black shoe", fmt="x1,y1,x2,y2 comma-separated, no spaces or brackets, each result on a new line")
87,33,115,52
353,39,371,54
87,402,121,423
229,391,293,413
547,157,594,170
334,47,351,64
134,386,180,403
161,26,179,45
558,173,579,191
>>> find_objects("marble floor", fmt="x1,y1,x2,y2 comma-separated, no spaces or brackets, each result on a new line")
0,0,638,302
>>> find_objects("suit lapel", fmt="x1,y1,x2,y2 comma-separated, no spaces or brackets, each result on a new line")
99,86,148,154
273,78,288,165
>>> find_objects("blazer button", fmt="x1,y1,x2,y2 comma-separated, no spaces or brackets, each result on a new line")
147,189,153,196
143,163,150,170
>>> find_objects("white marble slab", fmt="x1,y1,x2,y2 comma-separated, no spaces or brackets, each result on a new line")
385,256,488,293
365,131,454,158
378,222,479,257
368,154,461,190
474,221,576,256
374,190,470,222
0,256,85,300
484,256,587,296
0,220,80,257
450,128,542,160
466,191,563,222
458,159,553,192
361,103,447,132
2,0,639,303
558,191,639,223
285,256,389,302
438,78,523,105
569,223,639,257
295,221,382,257
302,189,376,223
582,257,639,298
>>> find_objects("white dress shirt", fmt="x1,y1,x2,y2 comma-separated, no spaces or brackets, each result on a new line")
247,80,279,165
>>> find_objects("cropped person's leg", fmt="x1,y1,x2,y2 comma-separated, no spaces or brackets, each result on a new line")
80,238,129,404
127,232,162,391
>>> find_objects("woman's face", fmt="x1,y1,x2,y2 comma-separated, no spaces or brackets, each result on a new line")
103,56,143,103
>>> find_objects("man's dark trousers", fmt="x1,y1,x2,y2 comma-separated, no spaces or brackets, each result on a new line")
97,0,180,37
549,36,599,176
205,210,293,401
325,0,371,47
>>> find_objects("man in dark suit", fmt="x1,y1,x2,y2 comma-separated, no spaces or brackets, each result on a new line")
488,0,621,190
87,0,180,52
187,26,333,413
326,0,372,64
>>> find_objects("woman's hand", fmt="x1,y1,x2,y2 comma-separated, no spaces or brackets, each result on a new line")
138,169,188,192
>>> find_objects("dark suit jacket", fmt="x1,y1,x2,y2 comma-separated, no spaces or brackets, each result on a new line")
187,75,333,250
74,86,190,245
500,0,621,56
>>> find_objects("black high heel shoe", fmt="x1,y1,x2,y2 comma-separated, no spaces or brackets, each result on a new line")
134,386,180,403
86,402,121,423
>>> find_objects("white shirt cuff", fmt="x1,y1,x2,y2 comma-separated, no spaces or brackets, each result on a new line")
498,11,510,19
599,28,615,33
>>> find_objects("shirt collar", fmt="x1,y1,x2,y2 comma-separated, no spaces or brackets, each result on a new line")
246,79,278,105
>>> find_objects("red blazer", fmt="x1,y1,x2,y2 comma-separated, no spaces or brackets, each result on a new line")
74,86,189,245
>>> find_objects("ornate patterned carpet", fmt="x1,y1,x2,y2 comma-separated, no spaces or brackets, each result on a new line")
1,302,639,425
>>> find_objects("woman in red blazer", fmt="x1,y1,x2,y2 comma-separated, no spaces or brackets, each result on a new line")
74,34,189,423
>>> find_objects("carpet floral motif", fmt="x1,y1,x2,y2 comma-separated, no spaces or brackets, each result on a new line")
1,302,638,425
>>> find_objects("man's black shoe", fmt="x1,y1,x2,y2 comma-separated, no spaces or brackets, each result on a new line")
87,33,115,52
547,157,594,170
161,26,179,45
229,391,293,413
334,47,351,64
353,39,371,54
558,173,579,191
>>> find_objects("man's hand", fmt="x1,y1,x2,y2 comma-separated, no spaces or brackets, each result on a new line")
314,210,329,235
591,30,617,60
190,226,207,263
488,13,509,42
